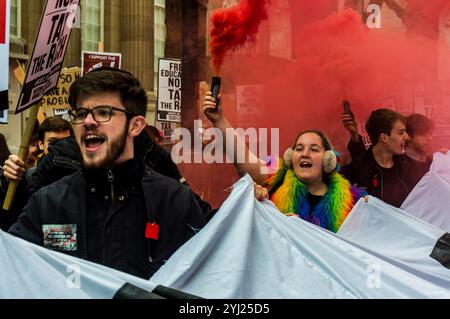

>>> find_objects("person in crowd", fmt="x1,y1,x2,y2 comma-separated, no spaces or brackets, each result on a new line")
2,117,73,185
37,117,74,156
30,122,214,219
26,139,41,168
0,118,73,231
203,91,365,232
341,110,446,193
1,90,213,232
401,113,438,187
340,108,414,207
25,124,43,169
145,125,164,145
404,113,434,158
9,68,208,279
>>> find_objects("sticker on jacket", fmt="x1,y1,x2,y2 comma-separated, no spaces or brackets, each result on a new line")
42,224,77,251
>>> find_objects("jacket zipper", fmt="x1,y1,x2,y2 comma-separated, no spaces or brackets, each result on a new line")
375,166,409,202
142,143,154,164
396,170,410,195
107,169,115,202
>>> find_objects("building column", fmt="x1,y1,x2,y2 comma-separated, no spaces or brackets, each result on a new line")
20,0,44,56
165,0,182,59
181,0,208,134
104,0,121,53
64,25,81,67
119,0,154,92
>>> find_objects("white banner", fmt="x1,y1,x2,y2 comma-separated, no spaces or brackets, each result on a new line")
152,176,450,298
338,196,450,289
0,0,10,111
0,230,158,298
157,58,181,123
1,175,450,298
402,152,450,231
15,0,80,113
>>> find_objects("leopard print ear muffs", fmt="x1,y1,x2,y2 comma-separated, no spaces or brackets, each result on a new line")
283,135,337,174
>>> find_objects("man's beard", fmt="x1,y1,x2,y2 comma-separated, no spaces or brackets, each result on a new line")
82,121,129,170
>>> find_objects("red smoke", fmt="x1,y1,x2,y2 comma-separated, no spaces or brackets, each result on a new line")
402,0,450,37
183,0,450,208
405,0,450,20
217,1,450,154
209,0,269,73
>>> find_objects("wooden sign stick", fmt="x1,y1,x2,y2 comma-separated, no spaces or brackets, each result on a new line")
2,104,39,210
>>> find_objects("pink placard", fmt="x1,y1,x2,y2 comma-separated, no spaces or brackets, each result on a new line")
16,0,80,113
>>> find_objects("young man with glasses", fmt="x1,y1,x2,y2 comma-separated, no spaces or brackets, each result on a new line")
9,69,207,279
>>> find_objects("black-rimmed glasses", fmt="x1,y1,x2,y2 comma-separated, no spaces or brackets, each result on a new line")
69,106,134,125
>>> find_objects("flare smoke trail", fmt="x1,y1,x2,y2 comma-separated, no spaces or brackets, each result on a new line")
209,0,269,73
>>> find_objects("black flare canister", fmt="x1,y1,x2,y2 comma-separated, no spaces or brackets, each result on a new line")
211,76,221,109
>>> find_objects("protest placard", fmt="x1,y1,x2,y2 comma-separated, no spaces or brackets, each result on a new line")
39,67,80,116
5,0,80,210
15,0,80,113
415,82,450,136
155,120,180,144
81,51,121,75
236,84,264,127
157,58,181,123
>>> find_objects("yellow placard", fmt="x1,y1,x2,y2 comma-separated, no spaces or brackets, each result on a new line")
13,61,26,86
37,106,46,124
39,67,81,115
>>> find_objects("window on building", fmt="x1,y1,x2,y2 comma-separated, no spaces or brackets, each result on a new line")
81,0,104,52
222,0,238,8
10,0,20,38
154,0,166,91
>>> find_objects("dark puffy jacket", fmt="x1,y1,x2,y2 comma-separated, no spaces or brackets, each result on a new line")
29,136,83,196
9,164,206,279
0,169,28,230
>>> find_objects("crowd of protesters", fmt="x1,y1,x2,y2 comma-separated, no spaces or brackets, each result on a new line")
0,68,447,279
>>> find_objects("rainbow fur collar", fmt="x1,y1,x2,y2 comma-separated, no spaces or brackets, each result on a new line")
266,165,364,232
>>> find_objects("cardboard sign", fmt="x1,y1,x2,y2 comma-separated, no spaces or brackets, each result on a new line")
39,67,80,113
415,82,450,137
236,84,264,127
15,0,80,113
155,120,180,144
157,58,181,123
0,0,9,111
81,51,121,75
